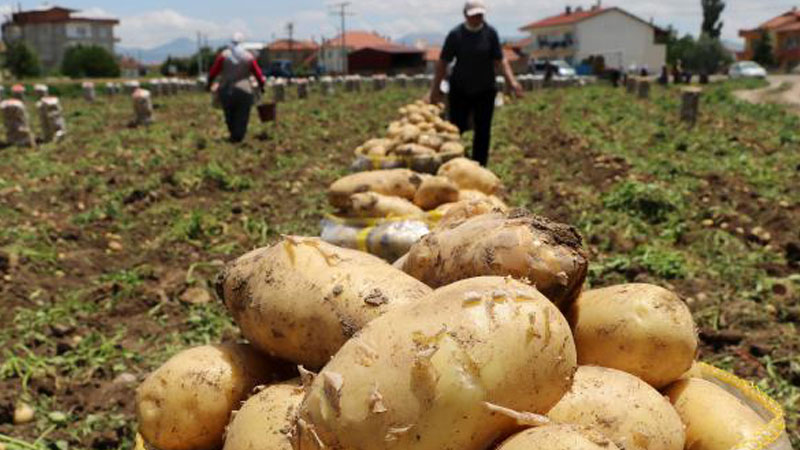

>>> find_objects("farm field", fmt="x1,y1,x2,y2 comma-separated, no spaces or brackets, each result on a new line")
0,80,798,449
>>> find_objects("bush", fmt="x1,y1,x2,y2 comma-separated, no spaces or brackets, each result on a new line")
61,45,120,78
4,41,42,78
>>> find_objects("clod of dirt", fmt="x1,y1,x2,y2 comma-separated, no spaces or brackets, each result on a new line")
13,402,35,425
0,250,18,273
107,241,123,252
112,373,137,386
179,287,212,305
49,323,74,338
785,242,800,266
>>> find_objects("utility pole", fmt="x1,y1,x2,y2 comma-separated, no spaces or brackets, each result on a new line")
329,2,354,74
287,22,294,66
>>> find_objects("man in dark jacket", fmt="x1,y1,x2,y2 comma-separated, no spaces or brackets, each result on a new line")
428,0,523,167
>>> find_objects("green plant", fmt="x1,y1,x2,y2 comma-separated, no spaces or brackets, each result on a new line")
4,40,42,78
603,181,681,224
61,45,120,78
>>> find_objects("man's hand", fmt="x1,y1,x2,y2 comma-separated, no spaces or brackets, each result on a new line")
511,81,524,98
427,88,444,105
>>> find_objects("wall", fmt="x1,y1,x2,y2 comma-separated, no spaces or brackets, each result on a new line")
575,10,666,71
12,20,116,72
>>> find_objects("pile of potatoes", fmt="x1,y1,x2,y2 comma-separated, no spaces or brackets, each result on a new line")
354,101,465,161
135,212,776,450
328,158,506,220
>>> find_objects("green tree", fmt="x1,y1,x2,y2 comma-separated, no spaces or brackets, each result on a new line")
667,31,696,66
61,45,120,78
701,0,725,39
752,31,775,67
160,56,190,76
684,33,733,74
4,40,42,78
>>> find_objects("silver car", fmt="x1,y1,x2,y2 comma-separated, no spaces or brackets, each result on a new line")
729,61,767,79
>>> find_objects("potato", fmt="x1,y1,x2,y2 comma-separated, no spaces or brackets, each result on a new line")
547,366,685,450
393,252,409,270
408,112,425,124
328,169,423,209
413,175,459,210
391,143,437,158
569,284,697,388
216,236,432,368
292,276,577,450
417,133,444,150
497,424,620,450
434,198,508,229
223,380,303,450
399,124,422,143
347,191,424,218
439,141,465,155
664,378,767,450
387,121,404,138
136,344,290,450
438,157,502,194
404,210,588,310
458,189,508,209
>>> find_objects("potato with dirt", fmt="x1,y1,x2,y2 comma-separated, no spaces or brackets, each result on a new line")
328,169,422,209
403,209,588,310
438,157,501,194
547,366,685,450
413,175,459,210
664,377,768,450
347,191,424,218
569,283,697,388
292,276,577,450
223,380,304,450
216,236,432,368
136,344,290,450
433,198,509,228
497,424,620,450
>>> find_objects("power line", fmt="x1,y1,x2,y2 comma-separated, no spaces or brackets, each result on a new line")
329,2,354,74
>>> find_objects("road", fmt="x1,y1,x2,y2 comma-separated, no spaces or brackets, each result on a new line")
734,75,800,112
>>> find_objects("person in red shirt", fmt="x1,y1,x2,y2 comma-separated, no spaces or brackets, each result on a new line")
207,32,266,143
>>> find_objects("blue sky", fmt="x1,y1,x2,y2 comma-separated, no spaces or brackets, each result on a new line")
4,1,798,48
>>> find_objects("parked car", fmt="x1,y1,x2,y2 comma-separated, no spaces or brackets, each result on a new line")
267,60,294,78
728,61,767,79
529,59,577,80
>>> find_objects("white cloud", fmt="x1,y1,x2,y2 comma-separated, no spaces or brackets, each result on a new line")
117,9,252,48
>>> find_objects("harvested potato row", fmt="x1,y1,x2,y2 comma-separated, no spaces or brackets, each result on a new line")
569,284,698,388
665,377,768,450
433,198,509,229
547,366,685,450
136,344,291,450
216,236,432,368
293,277,577,450
438,157,502,195
328,169,423,209
346,191,424,218
403,209,589,310
497,424,620,450
223,380,304,450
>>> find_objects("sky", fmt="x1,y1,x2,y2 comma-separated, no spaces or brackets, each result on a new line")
2,0,798,49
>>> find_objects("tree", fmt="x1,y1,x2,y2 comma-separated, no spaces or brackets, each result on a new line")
160,56,190,76
4,41,42,78
666,31,696,66
684,33,733,74
701,0,725,39
61,45,120,78
752,31,775,67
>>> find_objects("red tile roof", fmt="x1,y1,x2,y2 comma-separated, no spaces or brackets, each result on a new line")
741,9,800,35
350,44,423,55
324,31,393,50
520,7,608,31
503,47,520,62
268,39,319,51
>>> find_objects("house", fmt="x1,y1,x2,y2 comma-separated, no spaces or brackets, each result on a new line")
320,31,394,74
119,56,145,78
266,39,319,70
347,44,425,75
739,8,800,67
423,46,441,73
1,6,119,72
519,5,666,71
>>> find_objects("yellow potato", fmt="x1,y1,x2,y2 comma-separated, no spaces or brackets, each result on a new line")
433,198,508,229
665,377,767,450
413,175,459,210
497,424,620,450
569,283,697,388
136,344,289,450
438,157,502,194
328,169,422,209
439,141,465,155
404,210,589,310
223,380,304,450
216,236,432,368
548,366,685,450
293,277,577,450
347,191,424,218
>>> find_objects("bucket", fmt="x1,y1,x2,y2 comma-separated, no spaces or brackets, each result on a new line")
257,102,276,123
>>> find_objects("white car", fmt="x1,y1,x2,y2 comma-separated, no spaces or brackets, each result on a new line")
529,60,577,80
729,61,767,79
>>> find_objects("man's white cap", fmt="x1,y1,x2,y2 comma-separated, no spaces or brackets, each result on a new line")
464,0,487,16
232,32,245,44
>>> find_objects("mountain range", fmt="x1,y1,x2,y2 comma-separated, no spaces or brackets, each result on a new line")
118,37,229,64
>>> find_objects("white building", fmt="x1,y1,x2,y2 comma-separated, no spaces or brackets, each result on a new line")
519,5,667,71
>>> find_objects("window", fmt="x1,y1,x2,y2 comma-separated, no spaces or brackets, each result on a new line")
66,24,90,38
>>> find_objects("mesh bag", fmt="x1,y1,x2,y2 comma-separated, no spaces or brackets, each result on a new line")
350,148,465,174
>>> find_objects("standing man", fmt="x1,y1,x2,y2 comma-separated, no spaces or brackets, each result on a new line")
428,0,523,167
207,33,266,143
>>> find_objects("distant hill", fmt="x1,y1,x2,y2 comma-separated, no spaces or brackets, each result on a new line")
117,37,228,64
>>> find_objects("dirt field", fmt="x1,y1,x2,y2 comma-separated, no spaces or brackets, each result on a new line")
1,80,798,449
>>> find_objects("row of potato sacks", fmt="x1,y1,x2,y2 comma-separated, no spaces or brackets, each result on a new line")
135,212,790,449
0,97,66,147
324,100,508,262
